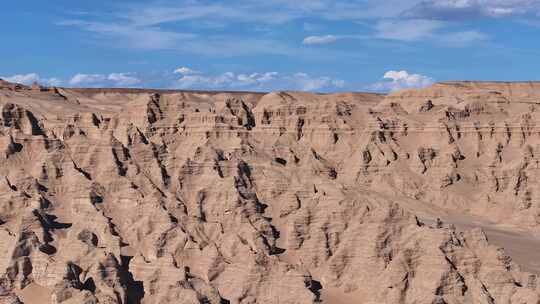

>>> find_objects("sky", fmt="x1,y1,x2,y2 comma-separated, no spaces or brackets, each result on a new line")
1,0,540,92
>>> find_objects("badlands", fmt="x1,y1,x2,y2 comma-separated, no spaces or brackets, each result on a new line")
0,79,540,303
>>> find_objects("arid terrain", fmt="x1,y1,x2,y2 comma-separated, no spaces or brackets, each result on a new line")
1,79,540,303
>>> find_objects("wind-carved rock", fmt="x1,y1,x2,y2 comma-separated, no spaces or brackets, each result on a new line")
419,100,434,112
0,81,539,304
1,103,45,136
418,147,437,174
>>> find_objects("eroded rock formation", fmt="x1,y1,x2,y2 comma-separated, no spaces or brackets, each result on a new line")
0,80,540,303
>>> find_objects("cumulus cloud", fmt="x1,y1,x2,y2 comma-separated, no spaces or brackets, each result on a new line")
370,70,435,92
176,72,237,89
287,73,345,91
2,73,63,86
107,73,141,86
46,78,63,86
176,72,278,90
303,35,339,45
3,69,345,92
3,73,40,85
69,74,105,85
69,73,141,87
236,72,279,85
174,67,200,75
174,70,344,92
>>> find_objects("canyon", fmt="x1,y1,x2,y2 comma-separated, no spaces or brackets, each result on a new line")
0,79,540,303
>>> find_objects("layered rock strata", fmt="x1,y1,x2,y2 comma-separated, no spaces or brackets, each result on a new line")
0,81,539,303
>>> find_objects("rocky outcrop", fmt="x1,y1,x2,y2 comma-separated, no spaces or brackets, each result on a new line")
0,81,540,303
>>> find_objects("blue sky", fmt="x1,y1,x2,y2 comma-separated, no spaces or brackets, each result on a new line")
2,0,540,92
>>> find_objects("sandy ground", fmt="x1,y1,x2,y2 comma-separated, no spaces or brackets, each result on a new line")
16,283,52,304
320,288,369,304
443,214,540,275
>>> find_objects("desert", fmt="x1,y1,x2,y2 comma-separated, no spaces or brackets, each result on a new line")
0,80,540,303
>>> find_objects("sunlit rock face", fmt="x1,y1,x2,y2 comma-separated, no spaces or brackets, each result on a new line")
1,80,540,304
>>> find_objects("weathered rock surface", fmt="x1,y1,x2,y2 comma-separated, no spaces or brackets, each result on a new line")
0,80,540,303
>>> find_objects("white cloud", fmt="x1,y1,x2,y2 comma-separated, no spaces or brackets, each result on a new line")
488,7,515,16
2,69,344,92
60,19,298,56
176,72,236,89
236,72,279,85
46,78,63,86
114,0,539,27
440,30,488,46
403,0,538,19
3,73,41,85
107,73,141,86
69,74,107,85
58,20,197,51
301,19,486,47
303,35,339,45
174,70,344,92
370,70,434,92
59,1,540,44
287,72,345,91
176,72,278,89
69,73,141,87
58,0,512,58
374,19,445,42
174,67,199,75
2,73,63,86
371,18,488,45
